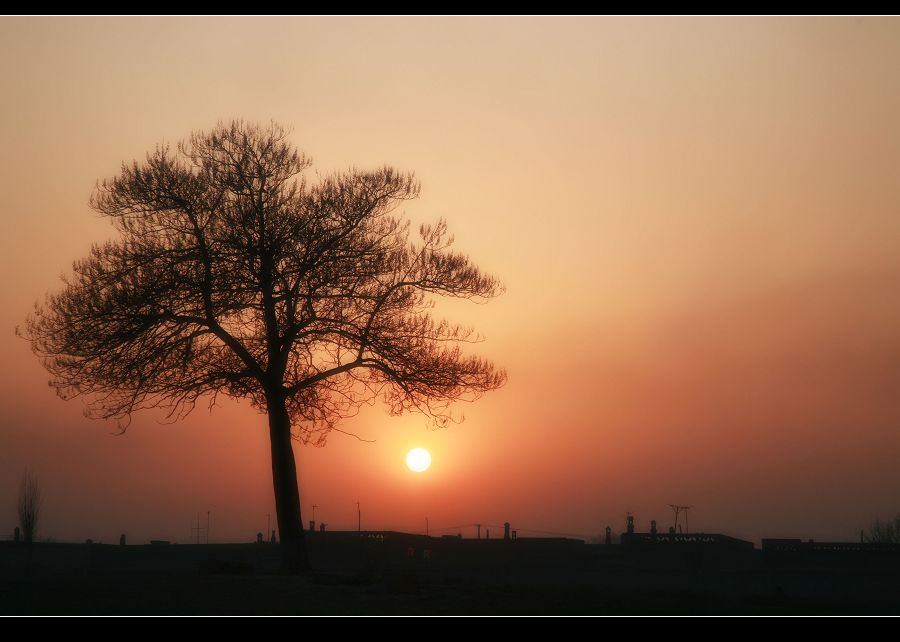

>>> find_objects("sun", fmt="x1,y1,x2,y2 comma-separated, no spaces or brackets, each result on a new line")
406,448,432,473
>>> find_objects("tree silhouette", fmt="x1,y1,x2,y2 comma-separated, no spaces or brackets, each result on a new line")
864,514,900,544
17,469,42,544
22,121,505,572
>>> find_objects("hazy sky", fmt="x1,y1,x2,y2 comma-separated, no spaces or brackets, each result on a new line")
2,16,900,544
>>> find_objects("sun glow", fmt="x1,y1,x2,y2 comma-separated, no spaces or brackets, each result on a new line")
406,448,432,473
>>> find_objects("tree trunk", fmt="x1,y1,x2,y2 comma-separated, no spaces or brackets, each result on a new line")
267,393,310,573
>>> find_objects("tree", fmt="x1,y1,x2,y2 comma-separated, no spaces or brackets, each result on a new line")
17,469,42,544
864,514,900,544
22,121,505,572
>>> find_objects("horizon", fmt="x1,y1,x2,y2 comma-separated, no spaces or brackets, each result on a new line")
3,16,900,552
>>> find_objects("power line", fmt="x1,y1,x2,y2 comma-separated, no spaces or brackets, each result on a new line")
496,526,590,539
423,523,590,540
428,523,476,533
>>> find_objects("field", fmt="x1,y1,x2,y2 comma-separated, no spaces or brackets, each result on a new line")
2,536,899,615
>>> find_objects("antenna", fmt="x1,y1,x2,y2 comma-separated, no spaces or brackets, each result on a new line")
191,512,204,545
669,504,692,534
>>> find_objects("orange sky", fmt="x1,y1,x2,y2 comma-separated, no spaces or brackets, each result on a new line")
2,16,900,544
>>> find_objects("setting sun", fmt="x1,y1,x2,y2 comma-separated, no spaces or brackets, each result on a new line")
406,448,432,473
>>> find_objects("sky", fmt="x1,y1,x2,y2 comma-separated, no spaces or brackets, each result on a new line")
2,16,900,545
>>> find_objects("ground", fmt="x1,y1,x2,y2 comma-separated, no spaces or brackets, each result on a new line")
2,538,898,615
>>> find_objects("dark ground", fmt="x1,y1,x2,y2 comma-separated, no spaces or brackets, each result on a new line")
7,574,892,616
2,535,899,615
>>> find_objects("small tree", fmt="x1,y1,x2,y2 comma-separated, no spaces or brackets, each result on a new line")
864,514,900,544
23,121,505,572
17,469,42,544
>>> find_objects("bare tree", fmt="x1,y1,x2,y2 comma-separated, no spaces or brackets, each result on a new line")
17,469,42,544
22,121,505,572
864,514,900,544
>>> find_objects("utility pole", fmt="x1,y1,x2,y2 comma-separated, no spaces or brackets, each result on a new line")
312,504,318,525
476,523,481,540
266,513,271,542
426,517,429,537
206,511,210,545
669,504,692,534
356,501,361,532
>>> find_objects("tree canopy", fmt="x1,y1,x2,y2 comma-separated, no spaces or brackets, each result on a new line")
25,121,505,444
